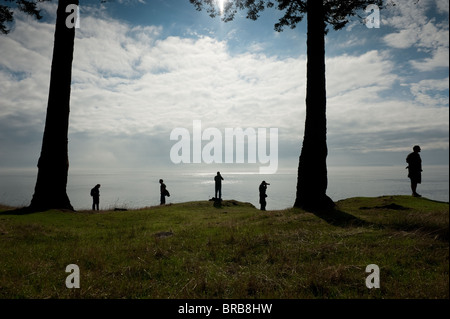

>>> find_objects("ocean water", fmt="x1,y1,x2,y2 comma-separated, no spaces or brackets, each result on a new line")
0,165,448,210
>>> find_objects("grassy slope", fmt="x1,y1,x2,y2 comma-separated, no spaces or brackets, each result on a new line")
0,196,448,299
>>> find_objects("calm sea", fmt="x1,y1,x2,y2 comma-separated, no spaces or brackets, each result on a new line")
0,166,448,210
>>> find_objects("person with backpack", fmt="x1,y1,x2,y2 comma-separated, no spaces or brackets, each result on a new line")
159,179,170,205
90,184,101,210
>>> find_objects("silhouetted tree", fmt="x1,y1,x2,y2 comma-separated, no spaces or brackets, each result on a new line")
1,0,78,211
29,0,79,211
190,0,382,210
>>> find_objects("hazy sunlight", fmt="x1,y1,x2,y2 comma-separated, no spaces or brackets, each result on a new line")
218,0,225,14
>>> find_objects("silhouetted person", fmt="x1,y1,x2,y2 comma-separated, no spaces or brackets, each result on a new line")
90,184,101,210
159,179,170,205
406,145,422,197
259,181,269,210
214,172,224,200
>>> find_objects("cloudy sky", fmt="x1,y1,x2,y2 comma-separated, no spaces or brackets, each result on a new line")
0,0,448,174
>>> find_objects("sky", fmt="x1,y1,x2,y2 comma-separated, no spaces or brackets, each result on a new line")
0,0,448,175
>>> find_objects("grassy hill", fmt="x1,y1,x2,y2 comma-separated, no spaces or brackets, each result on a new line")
0,195,448,299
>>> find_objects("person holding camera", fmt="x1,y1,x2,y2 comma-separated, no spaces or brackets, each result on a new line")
259,181,270,211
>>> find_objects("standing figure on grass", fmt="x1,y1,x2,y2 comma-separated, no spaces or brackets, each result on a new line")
259,181,269,211
159,179,170,205
406,145,423,197
214,172,224,201
90,184,101,210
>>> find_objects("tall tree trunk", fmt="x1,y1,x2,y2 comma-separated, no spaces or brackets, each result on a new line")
29,0,78,211
294,0,334,210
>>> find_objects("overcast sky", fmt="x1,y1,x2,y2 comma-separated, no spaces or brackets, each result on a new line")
0,0,448,174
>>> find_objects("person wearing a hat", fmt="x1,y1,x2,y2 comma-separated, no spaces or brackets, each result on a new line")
406,145,422,197
259,181,270,211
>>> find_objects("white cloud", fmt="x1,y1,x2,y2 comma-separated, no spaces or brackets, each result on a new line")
409,77,449,106
436,0,449,13
0,3,448,170
382,0,431,30
326,50,397,97
383,28,421,49
410,45,449,71
68,17,307,137
382,0,449,71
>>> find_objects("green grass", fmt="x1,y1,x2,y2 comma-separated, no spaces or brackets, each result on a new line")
0,196,448,299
